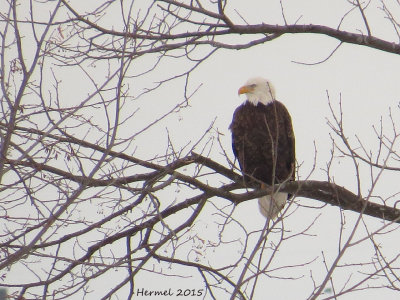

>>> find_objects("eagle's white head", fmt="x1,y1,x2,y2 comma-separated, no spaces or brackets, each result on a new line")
238,77,275,105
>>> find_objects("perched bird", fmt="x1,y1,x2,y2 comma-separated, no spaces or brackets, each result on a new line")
229,77,295,219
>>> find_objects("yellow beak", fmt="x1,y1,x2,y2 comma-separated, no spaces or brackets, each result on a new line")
238,85,252,95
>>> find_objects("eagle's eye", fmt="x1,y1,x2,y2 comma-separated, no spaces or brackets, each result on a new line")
249,84,256,88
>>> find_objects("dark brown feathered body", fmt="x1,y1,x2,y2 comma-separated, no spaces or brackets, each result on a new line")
230,100,295,187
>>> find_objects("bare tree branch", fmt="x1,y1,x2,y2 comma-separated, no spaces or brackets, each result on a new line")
2,1,400,299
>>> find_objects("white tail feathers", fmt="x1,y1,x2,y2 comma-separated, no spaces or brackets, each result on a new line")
258,192,288,219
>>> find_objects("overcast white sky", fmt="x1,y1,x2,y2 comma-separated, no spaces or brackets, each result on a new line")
3,0,400,299
134,1,400,299
121,1,400,298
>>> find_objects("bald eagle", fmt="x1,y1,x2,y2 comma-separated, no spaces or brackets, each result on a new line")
230,77,295,219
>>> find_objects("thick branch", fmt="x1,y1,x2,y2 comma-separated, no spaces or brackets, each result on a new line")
7,153,400,224
193,154,400,223
156,1,400,55
269,180,400,224
230,24,400,55
61,0,400,56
